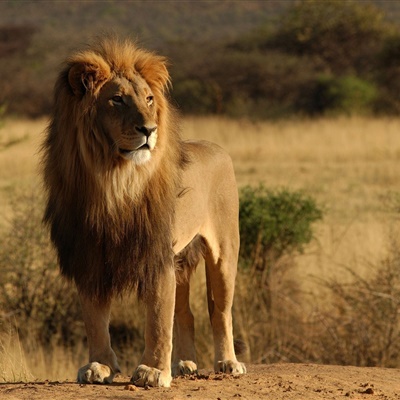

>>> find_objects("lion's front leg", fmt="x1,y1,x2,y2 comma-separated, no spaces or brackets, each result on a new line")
131,267,176,388
77,294,121,384
172,278,198,377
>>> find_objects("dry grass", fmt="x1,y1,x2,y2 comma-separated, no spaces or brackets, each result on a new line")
1,115,399,285
183,116,400,212
0,325,33,382
1,115,400,379
0,117,46,232
0,325,81,382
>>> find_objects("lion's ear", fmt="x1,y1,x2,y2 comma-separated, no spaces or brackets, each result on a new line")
68,59,110,98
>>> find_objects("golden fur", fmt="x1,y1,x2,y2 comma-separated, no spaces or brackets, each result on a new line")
42,37,245,388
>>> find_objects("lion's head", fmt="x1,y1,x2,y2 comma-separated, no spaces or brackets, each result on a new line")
42,37,186,301
66,39,171,167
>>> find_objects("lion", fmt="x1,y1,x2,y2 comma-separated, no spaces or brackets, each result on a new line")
41,36,246,387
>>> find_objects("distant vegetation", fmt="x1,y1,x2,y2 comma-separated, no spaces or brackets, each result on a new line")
1,0,400,119
174,0,400,118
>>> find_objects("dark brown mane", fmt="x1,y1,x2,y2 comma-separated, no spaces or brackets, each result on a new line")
42,37,187,301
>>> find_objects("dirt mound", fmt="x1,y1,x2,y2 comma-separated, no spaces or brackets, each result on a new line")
2,363,400,400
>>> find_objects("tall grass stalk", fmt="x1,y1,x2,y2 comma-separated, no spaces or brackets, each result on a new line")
0,323,33,382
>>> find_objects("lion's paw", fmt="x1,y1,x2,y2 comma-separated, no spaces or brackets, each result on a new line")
131,364,172,387
217,360,246,374
172,360,198,376
77,362,116,384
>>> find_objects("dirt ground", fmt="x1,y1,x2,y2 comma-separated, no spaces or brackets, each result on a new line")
1,363,400,400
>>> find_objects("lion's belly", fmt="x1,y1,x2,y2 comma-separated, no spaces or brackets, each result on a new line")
173,183,209,254
173,204,206,254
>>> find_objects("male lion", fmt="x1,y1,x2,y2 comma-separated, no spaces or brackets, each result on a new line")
42,37,245,387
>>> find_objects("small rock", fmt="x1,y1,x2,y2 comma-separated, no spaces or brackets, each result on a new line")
124,384,138,391
362,388,374,395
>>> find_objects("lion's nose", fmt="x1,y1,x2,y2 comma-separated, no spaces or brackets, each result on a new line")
135,125,157,137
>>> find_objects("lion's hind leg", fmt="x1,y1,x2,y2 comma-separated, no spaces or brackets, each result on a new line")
204,242,246,375
172,236,203,376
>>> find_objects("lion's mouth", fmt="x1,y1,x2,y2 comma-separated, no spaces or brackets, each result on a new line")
119,143,149,154
118,133,156,164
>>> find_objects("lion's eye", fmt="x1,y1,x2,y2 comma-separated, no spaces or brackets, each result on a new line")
146,96,154,106
111,95,124,105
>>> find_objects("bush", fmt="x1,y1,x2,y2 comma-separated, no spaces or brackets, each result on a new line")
312,241,400,367
239,185,323,269
235,186,322,363
306,75,378,116
0,192,83,347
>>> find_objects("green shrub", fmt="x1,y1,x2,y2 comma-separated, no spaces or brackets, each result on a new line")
235,186,322,362
239,185,322,269
308,75,378,115
238,185,322,317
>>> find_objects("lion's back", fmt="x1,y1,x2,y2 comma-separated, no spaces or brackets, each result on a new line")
183,139,234,174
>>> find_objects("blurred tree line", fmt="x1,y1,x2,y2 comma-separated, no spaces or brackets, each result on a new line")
1,0,400,119
171,0,400,119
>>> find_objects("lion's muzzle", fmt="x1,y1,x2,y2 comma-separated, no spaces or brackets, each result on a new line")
119,127,158,164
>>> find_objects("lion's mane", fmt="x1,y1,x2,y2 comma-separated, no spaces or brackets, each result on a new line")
42,37,187,301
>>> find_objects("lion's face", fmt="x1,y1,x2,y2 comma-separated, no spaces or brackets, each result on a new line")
96,74,158,165
66,43,170,167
